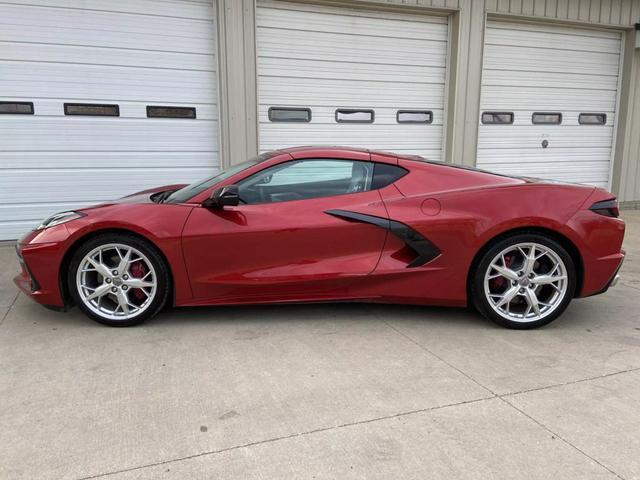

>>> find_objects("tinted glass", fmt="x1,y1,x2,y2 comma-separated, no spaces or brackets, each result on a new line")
397,110,432,124
371,163,408,189
147,106,196,119
0,102,34,114
481,112,513,124
532,112,562,124
64,103,119,116
238,159,374,204
335,109,374,123
579,113,606,125
268,107,311,122
164,152,276,203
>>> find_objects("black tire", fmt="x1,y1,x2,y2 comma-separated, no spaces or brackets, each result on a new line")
471,233,576,329
68,233,170,327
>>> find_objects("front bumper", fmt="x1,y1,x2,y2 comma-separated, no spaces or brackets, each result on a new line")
13,231,69,308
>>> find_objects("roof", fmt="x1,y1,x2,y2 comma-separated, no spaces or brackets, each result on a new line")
279,145,427,162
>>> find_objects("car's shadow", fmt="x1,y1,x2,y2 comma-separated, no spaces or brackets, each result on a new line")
150,301,494,329
16,290,600,333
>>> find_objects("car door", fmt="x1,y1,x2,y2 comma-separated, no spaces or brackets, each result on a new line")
181,158,389,302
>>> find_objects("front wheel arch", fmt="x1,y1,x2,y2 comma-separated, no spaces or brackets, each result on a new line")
59,228,175,309
466,226,584,306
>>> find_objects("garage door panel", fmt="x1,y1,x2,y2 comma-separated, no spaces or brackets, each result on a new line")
0,168,214,204
480,111,616,127
488,21,621,41
259,80,444,108
486,25,621,54
483,45,619,75
478,161,611,175
4,0,214,19
257,37,447,68
0,4,214,53
0,151,218,169
482,70,619,91
256,1,448,160
477,21,621,187
257,3,447,40
0,221,45,242
478,148,612,163
0,99,217,120
0,0,218,240
3,118,218,151
1,63,217,104
257,1,448,160
2,42,216,71
259,124,444,159
478,127,614,149
480,86,617,111
258,107,445,126
258,57,446,85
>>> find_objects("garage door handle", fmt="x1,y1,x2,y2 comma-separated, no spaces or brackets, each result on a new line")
541,139,549,148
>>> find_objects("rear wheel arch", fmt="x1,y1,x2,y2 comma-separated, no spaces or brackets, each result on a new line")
59,228,175,309
466,226,584,303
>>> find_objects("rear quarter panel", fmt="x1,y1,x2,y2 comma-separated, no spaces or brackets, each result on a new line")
374,161,597,304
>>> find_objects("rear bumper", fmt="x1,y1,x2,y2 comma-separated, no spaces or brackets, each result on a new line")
565,206,625,298
584,251,624,297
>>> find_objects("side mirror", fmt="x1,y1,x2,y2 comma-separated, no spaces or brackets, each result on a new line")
203,185,240,208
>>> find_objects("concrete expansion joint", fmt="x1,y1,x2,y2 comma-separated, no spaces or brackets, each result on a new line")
75,395,496,480
380,318,632,480
0,292,19,329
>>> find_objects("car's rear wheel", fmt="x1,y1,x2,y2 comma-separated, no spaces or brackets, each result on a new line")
68,233,170,326
472,233,576,329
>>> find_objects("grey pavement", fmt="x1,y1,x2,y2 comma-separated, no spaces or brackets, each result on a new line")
0,211,639,479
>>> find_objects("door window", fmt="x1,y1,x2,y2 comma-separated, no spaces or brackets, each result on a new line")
238,159,374,204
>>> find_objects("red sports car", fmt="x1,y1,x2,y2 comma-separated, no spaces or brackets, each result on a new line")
15,147,625,329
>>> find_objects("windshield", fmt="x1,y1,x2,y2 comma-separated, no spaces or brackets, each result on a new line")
165,152,276,203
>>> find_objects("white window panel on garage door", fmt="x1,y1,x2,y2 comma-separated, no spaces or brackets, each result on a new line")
256,1,448,161
0,0,219,240
477,21,622,189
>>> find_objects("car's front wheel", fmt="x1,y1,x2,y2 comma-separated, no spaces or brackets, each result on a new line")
68,233,170,326
472,233,576,329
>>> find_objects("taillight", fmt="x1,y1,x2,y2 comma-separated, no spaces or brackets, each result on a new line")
589,198,619,218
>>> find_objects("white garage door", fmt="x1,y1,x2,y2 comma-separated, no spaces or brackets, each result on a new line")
256,1,449,160
477,21,622,188
0,0,219,240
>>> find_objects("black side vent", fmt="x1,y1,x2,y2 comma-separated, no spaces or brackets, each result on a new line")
325,209,441,268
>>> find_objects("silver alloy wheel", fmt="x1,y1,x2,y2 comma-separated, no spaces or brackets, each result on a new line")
76,243,157,321
484,242,568,323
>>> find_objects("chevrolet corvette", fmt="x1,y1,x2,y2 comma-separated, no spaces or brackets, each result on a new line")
15,147,625,329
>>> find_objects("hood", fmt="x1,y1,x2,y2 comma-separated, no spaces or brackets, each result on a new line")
76,184,188,212
116,184,188,204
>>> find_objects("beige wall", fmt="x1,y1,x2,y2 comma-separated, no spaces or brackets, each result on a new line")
215,0,640,202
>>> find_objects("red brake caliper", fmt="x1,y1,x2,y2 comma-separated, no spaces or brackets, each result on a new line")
130,261,147,301
490,254,514,290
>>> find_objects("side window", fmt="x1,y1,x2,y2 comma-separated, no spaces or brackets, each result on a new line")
481,112,514,124
238,159,373,204
579,113,607,125
371,163,408,189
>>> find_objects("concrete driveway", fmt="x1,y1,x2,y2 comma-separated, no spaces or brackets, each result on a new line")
1,212,639,480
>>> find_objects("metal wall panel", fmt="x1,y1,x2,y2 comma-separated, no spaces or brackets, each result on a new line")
619,47,640,204
0,0,219,240
477,20,623,188
255,0,449,160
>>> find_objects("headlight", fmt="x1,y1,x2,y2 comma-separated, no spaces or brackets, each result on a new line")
36,211,86,230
